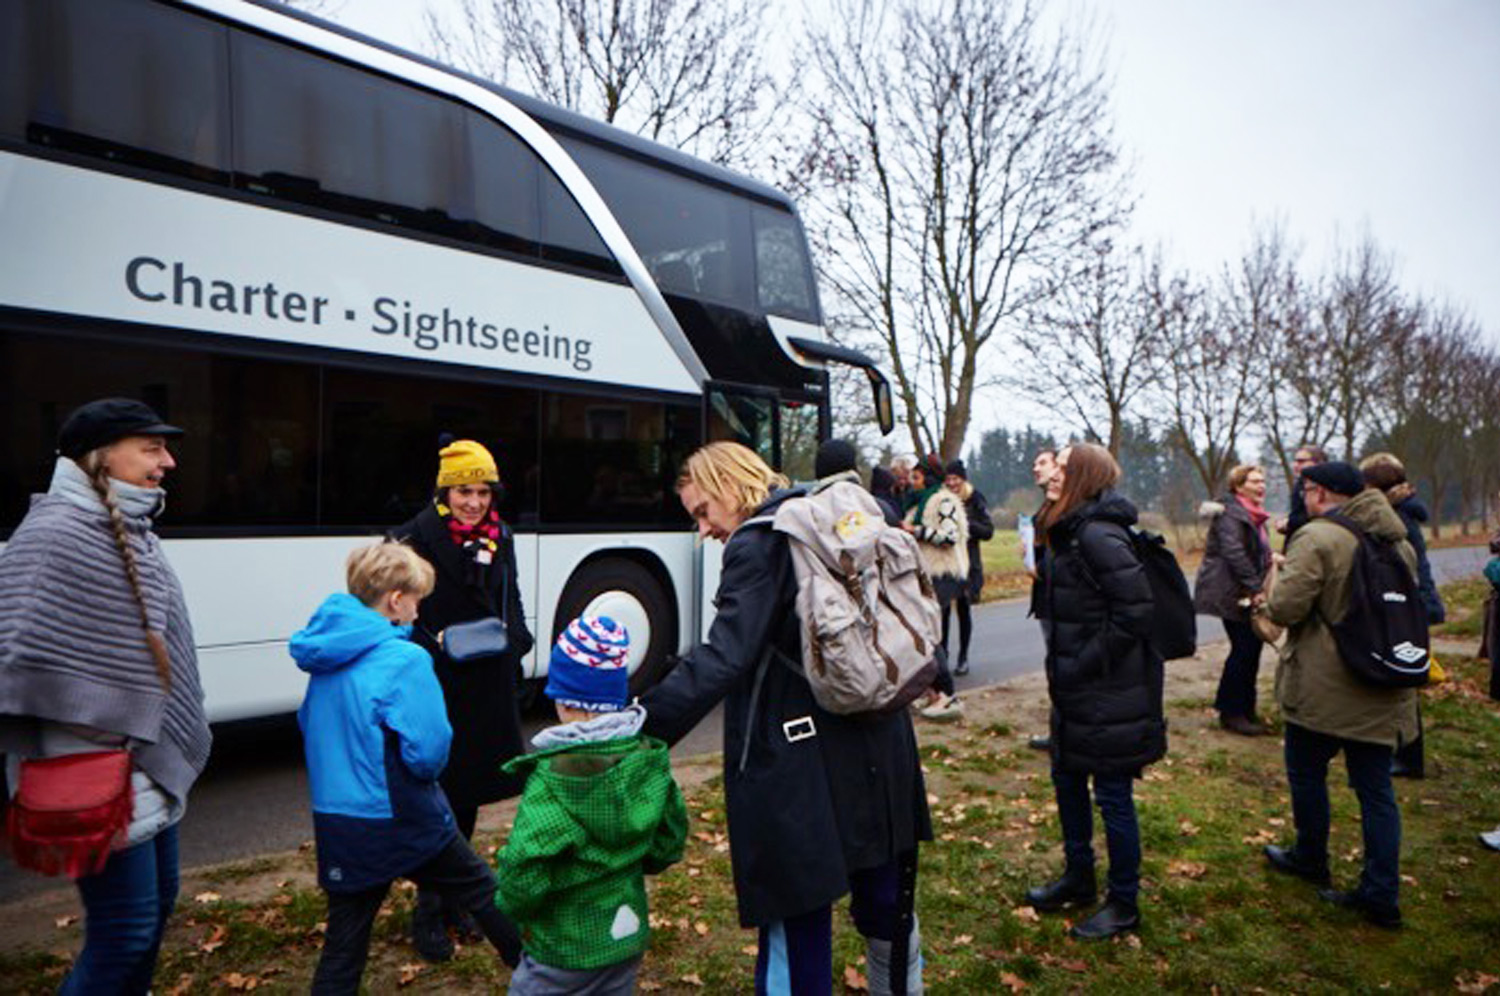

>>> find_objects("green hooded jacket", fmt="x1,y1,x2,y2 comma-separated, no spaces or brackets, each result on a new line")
1266,488,1420,748
494,711,687,971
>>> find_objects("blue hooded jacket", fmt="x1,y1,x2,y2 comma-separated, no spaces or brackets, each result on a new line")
291,593,457,892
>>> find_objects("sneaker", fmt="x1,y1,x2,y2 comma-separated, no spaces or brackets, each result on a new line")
919,694,964,722
1481,826,1500,851
953,656,970,677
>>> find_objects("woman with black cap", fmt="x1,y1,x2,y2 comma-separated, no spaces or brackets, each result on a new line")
0,398,212,994
391,438,533,962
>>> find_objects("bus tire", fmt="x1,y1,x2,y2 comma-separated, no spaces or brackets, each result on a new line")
553,558,676,697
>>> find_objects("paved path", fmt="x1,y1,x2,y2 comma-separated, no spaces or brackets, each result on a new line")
0,545,1483,904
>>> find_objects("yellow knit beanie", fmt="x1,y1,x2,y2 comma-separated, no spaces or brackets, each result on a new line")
436,440,499,488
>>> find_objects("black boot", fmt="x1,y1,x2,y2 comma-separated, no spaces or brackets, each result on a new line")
1068,896,1140,940
1025,864,1097,912
411,889,454,963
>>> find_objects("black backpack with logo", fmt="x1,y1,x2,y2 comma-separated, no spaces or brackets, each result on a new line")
1322,513,1430,688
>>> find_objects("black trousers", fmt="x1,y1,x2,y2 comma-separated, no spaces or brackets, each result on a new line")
1214,619,1263,720
312,835,519,994
941,596,974,662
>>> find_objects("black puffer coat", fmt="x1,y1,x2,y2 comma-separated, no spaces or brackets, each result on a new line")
1393,495,1445,625
1042,491,1166,777
961,485,994,600
392,505,534,810
642,489,932,928
1192,497,1269,622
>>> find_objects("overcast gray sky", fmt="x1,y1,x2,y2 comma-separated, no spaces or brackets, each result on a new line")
329,0,1500,342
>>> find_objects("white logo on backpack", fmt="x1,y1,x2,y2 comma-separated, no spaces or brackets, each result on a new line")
1390,641,1427,665
769,482,942,714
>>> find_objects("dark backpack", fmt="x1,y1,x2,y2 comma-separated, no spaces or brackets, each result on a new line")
1322,513,1430,688
1074,525,1197,660
1130,528,1197,660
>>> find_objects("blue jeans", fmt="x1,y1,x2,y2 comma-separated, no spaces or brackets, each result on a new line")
1283,722,1401,909
1052,769,1140,907
61,824,180,996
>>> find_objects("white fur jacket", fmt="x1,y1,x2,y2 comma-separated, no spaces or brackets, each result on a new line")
904,488,970,581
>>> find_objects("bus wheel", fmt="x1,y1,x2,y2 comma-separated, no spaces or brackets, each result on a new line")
554,558,676,696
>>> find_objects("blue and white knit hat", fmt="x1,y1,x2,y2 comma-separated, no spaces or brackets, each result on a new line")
545,615,631,713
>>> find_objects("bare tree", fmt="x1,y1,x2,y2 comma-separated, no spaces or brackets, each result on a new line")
1145,258,1266,498
1011,237,1155,455
425,0,777,168
1320,234,1409,460
799,0,1128,460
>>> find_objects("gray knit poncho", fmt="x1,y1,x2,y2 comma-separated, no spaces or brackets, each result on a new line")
0,460,211,808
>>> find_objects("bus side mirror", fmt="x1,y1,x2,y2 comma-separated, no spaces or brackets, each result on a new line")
867,368,894,436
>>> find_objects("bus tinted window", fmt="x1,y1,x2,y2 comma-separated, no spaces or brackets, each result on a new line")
461,109,542,255
540,394,697,527
0,0,230,182
319,367,541,529
233,32,465,229
754,206,819,322
537,168,619,275
0,330,318,528
560,137,751,308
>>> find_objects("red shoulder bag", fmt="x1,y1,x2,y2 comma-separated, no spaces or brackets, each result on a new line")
6,750,133,879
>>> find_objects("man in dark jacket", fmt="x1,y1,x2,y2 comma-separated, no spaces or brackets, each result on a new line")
643,442,931,995
1277,444,1327,548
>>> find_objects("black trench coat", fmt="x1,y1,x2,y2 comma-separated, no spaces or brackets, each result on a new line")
392,505,534,810
642,489,932,928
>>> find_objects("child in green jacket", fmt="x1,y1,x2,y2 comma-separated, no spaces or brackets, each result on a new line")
496,616,687,994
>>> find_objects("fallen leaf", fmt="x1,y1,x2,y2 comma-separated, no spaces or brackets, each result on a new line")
694,920,710,936
397,963,424,987
1456,972,1500,994
54,915,78,929
1000,971,1028,992
687,867,702,877
221,972,259,991
844,964,870,991
194,891,222,905
167,974,195,996
927,792,941,806
741,944,759,956
1168,860,1208,880
199,924,227,955
680,973,704,987
1011,906,1041,924
952,934,973,946
1178,820,1200,837
639,983,663,992
1267,817,1286,827
1124,934,1143,949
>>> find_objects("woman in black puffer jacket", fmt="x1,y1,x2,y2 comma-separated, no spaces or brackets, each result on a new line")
1025,443,1164,941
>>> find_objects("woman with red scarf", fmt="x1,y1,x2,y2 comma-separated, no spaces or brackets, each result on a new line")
391,439,533,962
1193,464,1273,736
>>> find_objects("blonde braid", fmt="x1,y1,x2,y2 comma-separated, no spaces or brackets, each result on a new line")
80,452,173,691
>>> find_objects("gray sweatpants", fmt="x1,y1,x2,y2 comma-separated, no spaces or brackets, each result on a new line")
508,953,642,995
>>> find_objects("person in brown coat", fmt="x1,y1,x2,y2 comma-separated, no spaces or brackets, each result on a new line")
1260,462,1417,929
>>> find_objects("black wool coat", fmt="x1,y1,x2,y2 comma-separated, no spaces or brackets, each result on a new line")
642,489,933,928
962,486,994,600
392,505,534,810
1192,497,1268,622
1042,491,1166,777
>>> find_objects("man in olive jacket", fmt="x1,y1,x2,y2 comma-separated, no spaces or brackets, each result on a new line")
1260,461,1418,930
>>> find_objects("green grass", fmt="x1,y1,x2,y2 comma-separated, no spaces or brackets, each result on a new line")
5,658,1498,993
1436,577,1492,639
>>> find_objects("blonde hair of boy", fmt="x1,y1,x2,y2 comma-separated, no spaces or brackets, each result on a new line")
676,441,790,518
346,541,436,606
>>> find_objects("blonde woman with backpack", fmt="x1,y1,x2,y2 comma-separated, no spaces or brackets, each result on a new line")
642,441,932,996
0,399,211,994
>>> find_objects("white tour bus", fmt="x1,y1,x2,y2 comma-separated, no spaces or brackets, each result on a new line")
0,0,893,721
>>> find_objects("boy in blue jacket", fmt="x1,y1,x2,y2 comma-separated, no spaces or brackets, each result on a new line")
291,540,521,993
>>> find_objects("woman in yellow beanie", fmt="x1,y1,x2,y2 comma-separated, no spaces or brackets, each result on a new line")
391,438,533,962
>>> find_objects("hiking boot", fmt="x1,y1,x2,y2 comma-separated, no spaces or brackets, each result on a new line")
1027,734,1051,751
1068,897,1139,940
919,694,964,723
1025,864,1097,912
411,892,454,963
1317,888,1402,930
1263,844,1331,886
1390,757,1424,779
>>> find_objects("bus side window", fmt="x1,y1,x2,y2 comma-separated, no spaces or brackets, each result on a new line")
753,206,819,323
0,0,231,184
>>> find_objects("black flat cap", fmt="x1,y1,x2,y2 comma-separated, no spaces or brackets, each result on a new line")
58,398,183,459
1302,460,1364,498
